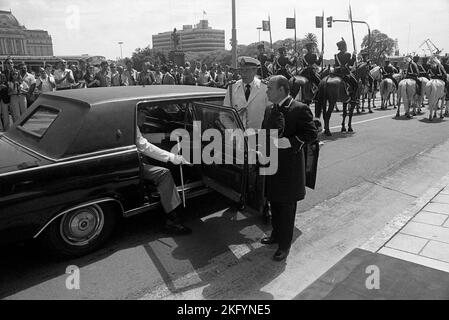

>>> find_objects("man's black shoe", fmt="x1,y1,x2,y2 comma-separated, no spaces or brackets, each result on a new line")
273,249,289,261
261,236,277,245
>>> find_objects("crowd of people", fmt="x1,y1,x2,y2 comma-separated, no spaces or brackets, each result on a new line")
0,56,242,131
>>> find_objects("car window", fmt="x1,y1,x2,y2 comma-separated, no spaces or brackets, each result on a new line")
18,106,59,139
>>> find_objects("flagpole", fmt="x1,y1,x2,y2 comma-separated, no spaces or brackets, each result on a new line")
269,15,273,50
321,10,325,69
294,9,297,74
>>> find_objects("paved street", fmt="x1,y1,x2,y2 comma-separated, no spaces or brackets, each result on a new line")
2,100,449,300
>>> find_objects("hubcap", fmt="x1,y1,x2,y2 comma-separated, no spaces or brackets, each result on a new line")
60,204,104,246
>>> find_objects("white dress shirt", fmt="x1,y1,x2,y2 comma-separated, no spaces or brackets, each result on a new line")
136,126,174,163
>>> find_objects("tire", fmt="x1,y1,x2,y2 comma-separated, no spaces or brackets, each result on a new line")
40,202,117,258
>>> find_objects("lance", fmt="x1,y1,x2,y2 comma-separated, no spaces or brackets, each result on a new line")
177,136,186,208
349,3,357,59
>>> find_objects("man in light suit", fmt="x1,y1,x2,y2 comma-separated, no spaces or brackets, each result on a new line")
222,56,271,129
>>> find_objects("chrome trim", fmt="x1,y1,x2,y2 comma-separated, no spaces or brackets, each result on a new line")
0,147,138,177
2,135,137,163
123,203,159,218
33,198,124,239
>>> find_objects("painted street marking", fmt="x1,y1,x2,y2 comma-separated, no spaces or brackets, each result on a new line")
329,113,397,130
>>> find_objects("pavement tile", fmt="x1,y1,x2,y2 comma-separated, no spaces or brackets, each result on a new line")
384,233,429,254
421,203,449,216
379,247,449,273
420,241,449,264
412,211,448,226
432,194,449,204
401,222,449,244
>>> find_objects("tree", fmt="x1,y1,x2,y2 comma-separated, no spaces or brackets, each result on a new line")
131,46,168,71
304,33,318,46
361,30,395,65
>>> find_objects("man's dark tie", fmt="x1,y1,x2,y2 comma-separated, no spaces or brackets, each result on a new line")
245,84,251,101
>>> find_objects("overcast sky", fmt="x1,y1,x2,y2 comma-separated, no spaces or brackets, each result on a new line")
3,0,448,60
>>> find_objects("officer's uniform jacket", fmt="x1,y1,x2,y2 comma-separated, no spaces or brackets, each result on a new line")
223,77,271,129
406,61,419,78
303,53,322,68
334,52,356,75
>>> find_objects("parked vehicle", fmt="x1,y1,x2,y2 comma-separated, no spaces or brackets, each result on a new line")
0,85,266,257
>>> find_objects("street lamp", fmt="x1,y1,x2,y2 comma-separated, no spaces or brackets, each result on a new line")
118,42,124,59
257,27,262,43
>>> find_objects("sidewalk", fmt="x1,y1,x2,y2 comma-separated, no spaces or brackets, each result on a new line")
295,173,449,300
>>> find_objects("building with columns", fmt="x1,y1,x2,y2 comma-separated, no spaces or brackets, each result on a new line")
0,9,53,57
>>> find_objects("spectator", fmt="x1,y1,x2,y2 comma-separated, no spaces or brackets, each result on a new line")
44,64,53,76
161,65,176,84
8,69,27,122
197,64,213,86
153,65,162,85
84,64,100,88
110,63,122,86
0,57,14,131
183,66,196,86
36,67,56,94
78,59,87,79
123,58,138,86
176,66,184,85
19,63,36,105
138,62,155,85
95,61,111,87
117,65,128,86
54,59,75,90
215,65,226,88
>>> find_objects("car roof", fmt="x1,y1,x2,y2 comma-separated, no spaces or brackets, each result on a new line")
41,85,226,106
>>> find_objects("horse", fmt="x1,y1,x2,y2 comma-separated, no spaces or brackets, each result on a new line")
425,79,447,120
379,78,397,109
397,79,417,118
290,75,315,105
369,65,383,108
415,77,430,114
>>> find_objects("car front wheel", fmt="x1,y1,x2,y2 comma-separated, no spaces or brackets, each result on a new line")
41,203,117,258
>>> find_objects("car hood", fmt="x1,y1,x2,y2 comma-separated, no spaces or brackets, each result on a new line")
0,136,47,175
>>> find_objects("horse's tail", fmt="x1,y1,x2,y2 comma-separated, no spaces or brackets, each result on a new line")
381,79,388,96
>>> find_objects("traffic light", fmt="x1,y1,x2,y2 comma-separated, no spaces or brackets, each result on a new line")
327,16,333,28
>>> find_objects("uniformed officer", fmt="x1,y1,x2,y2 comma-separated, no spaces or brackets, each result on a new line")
417,56,429,79
428,57,448,86
406,55,422,96
256,44,273,79
381,59,399,89
333,38,358,101
274,47,296,80
300,41,322,88
223,56,271,130
360,51,375,90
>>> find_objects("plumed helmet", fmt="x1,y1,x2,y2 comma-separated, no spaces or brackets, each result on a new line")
336,38,347,50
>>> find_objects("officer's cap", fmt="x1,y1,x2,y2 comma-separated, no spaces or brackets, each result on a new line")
237,56,260,69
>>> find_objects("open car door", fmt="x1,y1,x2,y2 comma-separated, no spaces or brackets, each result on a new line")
190,103,265,214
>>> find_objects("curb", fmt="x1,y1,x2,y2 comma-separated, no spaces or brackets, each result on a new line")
360,171,449,253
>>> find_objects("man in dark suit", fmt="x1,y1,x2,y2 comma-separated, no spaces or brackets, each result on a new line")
261,75,318,261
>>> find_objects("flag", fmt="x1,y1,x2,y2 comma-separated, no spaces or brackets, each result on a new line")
262,20,270,31
286,17,295,29
315,16,323,28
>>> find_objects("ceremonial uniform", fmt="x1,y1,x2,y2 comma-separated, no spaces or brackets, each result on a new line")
223,77,271,129
406,57,422,95
301,50,322,87
381,62,399,88
428,62,447,85
274,47,295,80
333,39,358,99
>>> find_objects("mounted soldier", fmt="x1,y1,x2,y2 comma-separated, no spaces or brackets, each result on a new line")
333,38,358,103
359,50,374,91
274,46,296,80
406,55,422,96
300,41,322,91
417,56,430,79
256,44,273,79
428,57,448,86
381,59,399,89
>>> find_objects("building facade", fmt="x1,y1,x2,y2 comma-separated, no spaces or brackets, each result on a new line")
0,10,53,56
152,20,225,53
